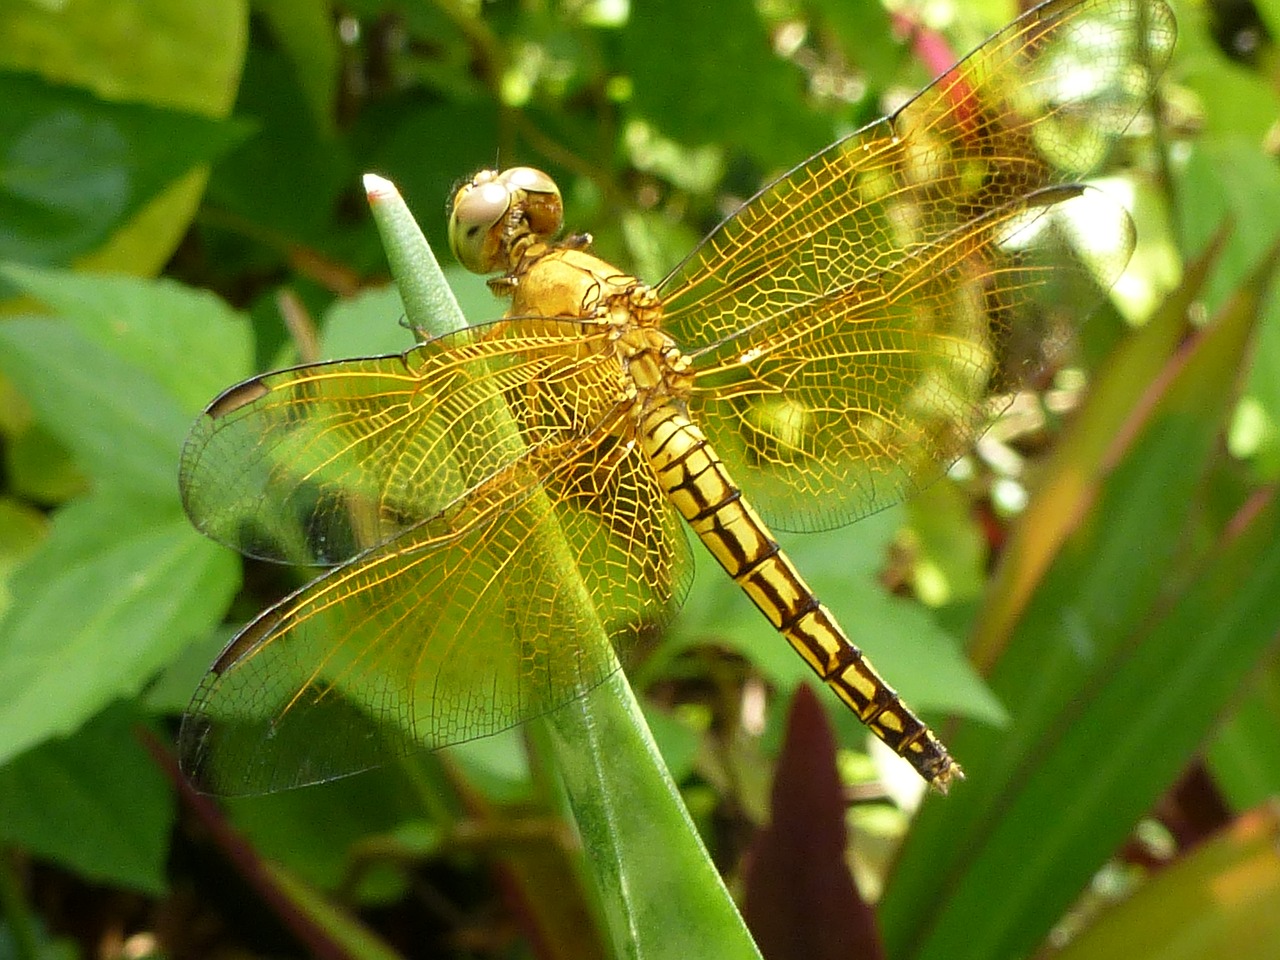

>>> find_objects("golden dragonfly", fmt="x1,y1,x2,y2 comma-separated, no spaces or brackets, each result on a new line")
179,0,1174,795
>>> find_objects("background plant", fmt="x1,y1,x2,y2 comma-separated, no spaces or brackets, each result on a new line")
1,0,1279,958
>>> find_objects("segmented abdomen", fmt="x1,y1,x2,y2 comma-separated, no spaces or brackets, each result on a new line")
639,404,962,792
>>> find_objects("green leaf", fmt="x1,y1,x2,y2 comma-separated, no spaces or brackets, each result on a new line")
0,703,174,895
0,489,238,768
1054,806,1280,960
0,71,248,267
1,263,253,414
0,0,249,275
203,41,346,241
318,285,418,361
640,705,701,783
620,0,827,165
0,318,191,495
224,769,428,895
809,0,900,81
0,498,46,623
0,268,252,493
880,238,1280,960
1206,659,1280,808
142,624,234,716
1176,141,1280,476
255,0,340,139
449,731,535,806
4,423,88,505
1175,2,1280,143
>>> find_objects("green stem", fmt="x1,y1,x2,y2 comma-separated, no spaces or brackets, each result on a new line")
365,173,761,960
365,175,466,337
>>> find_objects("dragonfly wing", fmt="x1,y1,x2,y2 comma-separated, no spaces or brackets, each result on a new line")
659,0,1174,532
180,318,627,564
180,429,693,796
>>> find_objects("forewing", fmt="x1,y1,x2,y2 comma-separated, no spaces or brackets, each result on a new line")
179,428,693,796
180,318,628,564
659,0,1174,531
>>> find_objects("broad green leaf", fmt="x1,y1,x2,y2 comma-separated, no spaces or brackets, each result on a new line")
809,0,900,81
0,71,247,269
0,489,237,768
449,730,535,806
142,625,234,716
881,240,1280,960
1176,141,1280,476
5,422,87,505
1174,2,1280,143
0,497,46,622
0,264,253,414
203,42,346,241
641,705,701,783
620,0,826,166
1055,806,1280,960
0,318,192,495
224,767,429,896
319,285,416,361
907,480,989,606
0,703,174,895
0,0,248,275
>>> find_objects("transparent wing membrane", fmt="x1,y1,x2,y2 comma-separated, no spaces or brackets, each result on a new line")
182,425,693,794
180,319,631,565
660,0,1173,531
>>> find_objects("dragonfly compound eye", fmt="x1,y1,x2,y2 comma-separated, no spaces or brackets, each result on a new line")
449,171,512,275
498,166,564,241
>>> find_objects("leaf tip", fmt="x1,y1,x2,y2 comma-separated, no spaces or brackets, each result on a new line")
363,173,399,204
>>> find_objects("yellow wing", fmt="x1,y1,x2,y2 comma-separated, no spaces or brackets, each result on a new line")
182,318,632,564
660,0,1175,532
179,321,693,794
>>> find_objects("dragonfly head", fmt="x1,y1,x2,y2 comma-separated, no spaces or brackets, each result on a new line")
449,166,564,275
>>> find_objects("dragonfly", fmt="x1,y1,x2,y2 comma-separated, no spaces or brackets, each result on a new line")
179,0,1175,796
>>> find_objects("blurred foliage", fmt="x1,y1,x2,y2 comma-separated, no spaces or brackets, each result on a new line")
1,0,1280,958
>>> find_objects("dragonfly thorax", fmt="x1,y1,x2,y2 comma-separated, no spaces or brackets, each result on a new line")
455,165,696,415
512,244,693,414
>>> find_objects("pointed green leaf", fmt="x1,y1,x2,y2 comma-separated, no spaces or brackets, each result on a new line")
882,242,1280,960
0,318,191,494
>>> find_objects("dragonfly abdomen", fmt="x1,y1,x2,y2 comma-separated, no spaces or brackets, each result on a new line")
640,405,962,792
